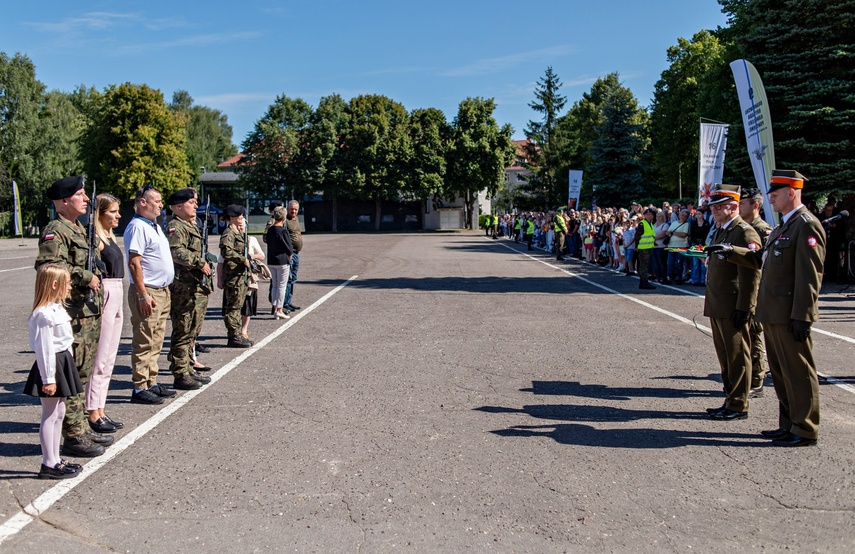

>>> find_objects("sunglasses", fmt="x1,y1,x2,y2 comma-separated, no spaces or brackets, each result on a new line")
136,183,154,200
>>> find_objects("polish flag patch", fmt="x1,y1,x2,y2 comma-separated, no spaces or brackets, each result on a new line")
807,236,818,248
44,233,55,241
167,227,176,234
747,242,759,251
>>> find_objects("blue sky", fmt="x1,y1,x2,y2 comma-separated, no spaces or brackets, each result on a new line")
2,1,728,148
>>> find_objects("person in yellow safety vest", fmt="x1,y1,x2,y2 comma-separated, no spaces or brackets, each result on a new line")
634,207,657,289
491,214,499,239
513,216,522,243
553,207,568,260
525,216,536,250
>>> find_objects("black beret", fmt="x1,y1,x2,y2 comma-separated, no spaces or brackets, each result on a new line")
225,204,245,218
167,188,196,205
46,176,85,200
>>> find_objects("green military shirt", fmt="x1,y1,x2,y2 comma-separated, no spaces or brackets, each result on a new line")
219,225,247,279
167,216,207,285
749,217,773,247
35,215,102,318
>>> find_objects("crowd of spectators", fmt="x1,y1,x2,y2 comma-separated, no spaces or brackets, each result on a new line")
493,200,726,286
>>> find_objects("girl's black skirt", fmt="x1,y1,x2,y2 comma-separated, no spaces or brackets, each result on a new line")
24,349,83,398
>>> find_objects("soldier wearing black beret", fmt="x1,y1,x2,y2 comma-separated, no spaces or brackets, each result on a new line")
219,205,252,347
35,176,109,457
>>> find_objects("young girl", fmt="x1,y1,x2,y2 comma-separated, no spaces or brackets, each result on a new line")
24,264,84,479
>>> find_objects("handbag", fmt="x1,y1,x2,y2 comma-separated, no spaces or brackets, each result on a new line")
662,235,670,246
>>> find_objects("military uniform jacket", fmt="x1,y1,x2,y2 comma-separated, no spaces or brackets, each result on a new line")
35,215,102,319
219,226,248,279
704,216,761,319
730,206,825,324
167,217,207,286
749,217,773,247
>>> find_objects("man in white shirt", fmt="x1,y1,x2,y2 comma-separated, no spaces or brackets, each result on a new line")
125,185,176,404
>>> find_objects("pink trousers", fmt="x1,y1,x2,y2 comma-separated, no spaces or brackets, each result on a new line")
86,278,124,411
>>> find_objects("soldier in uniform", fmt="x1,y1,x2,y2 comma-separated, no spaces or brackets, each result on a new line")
738,188,773,397
166,188,214,390
35,176,112,457
703,184,761,421
708,170,825,446
220,205,253,348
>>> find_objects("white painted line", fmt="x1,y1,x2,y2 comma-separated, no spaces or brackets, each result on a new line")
0,266,29,274
0,275,358,545
491,238,855,395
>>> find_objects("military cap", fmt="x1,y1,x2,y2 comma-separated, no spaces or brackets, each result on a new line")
166,188,196,205
557,207,566,212
225,204,245,219
769,169,807,191
643,207,656,215
708,183,741,205
46,176,85,200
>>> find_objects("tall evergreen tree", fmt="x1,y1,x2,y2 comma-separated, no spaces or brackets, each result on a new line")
721,0,855,196
586,85,649,207
523,67,567,208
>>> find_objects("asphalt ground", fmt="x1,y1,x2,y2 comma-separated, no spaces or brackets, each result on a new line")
1,232,854,553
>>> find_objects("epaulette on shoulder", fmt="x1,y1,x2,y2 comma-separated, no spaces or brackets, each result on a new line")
799,212,814,223
738,221,751,229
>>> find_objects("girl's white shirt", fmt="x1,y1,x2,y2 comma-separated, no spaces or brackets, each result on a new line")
28,302,73,384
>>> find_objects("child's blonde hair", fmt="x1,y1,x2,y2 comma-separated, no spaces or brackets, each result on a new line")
94,193,120,243
32,264,71,312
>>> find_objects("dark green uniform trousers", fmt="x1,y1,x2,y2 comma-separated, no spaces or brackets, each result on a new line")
223,276,248,339
65,315,101,438
710,317,751,413
170,281,209,377
762,323,820,439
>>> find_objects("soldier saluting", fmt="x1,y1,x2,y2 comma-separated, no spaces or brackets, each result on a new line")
35,176,112,457
708,169,825,447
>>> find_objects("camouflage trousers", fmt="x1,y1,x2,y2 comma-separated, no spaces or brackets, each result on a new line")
749,319,766,388
223,275,248,339
170,280,209,377
64,314,101,438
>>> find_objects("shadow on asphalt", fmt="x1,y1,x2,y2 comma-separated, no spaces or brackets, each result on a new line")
476,376,770,448
302,277,600,294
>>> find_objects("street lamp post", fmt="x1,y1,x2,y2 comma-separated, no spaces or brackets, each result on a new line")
678,162,683,200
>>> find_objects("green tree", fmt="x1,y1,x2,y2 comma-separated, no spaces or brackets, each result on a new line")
170,90,237,175
303,93,349,231
585,84,650,207
649,31,726,198
239,95,313,201
446,97,515,228
408,107,449,203
523,67,567,208
81,82,192,199
0,53,87,226
553,73,623,206
720,0,855,196
344,94,412,230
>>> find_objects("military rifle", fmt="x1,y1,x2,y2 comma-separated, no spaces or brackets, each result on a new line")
85,179,101,315
200,195,217,294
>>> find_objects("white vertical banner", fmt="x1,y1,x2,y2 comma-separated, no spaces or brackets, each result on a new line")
730,59,777,225
568,170,583,210
698,123,728,204
12,181,23,237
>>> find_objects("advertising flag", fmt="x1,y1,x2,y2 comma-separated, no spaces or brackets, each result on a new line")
730,59,777,225
12,181,23,237
698,123,728,204
568,170,583,210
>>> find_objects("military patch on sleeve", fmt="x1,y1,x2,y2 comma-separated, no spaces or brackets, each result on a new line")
747,242,759,251
44,233,55,241
807,236,818,248
167,227,176,234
